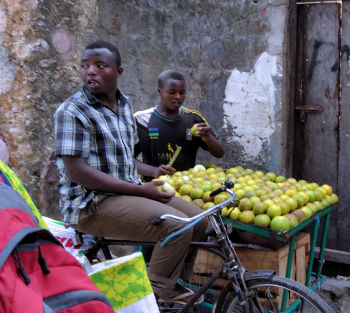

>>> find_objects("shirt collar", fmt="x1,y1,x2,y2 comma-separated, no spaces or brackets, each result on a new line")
153,106,184,122
81,85,128,107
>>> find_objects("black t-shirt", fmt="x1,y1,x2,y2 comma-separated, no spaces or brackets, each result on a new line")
134,106,212,177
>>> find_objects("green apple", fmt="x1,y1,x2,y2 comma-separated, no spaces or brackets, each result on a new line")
191,124,200,136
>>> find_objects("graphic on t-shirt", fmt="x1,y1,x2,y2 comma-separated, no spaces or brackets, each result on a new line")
158,151,173,163
159,143,181,164
186,128,193,140
149,128,159,139
167,143,174,154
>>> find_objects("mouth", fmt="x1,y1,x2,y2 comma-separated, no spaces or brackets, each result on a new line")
87,79,99,87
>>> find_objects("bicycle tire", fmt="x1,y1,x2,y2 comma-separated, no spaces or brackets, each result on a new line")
214,274,334,313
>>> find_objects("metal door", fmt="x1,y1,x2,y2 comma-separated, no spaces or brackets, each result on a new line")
293,1,350,274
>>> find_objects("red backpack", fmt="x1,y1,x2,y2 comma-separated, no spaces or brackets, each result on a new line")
0,183,114,313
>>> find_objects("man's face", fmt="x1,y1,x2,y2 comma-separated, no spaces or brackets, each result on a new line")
80,48,123,97
158,79,186,112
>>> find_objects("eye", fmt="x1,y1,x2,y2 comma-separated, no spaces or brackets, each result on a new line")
80,63,88,69
97,64,106,69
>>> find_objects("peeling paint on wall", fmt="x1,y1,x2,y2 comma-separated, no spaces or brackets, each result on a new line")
223,51,281,160
0,46,17,95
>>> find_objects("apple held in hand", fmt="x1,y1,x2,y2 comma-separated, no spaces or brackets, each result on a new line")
162,182,175,193
191,124,200,136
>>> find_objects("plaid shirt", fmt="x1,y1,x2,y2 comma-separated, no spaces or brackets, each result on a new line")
54,86,141,225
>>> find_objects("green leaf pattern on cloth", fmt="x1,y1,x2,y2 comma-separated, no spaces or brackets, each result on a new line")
90,254,153,310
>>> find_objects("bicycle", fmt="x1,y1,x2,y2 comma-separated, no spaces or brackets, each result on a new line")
89,180,334,313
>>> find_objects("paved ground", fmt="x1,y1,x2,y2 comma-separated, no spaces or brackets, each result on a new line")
315,276,350,312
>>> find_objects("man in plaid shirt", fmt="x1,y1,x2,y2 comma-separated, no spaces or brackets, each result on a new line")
54,41,207,305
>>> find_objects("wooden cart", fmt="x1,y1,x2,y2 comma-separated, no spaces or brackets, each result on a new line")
221,204,335,311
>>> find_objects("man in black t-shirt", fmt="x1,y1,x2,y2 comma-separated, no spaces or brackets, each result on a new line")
134,70,224,181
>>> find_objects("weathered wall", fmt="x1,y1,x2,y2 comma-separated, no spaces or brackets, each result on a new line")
0,0,292,219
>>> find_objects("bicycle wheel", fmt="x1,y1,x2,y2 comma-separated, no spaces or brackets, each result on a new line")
214,274,334,313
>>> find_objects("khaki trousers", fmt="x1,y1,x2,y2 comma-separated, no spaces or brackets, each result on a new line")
75,194,208,299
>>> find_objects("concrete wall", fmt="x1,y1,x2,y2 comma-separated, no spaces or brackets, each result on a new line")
0,0,292,218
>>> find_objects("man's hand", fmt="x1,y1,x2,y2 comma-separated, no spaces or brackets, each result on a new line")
141,180,175,203
194,123,224,158
61,156,176,202
195,123,211,140
135,159,176,178
153,165,176,178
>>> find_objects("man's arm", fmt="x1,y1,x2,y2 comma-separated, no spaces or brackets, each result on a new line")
62,155,174,203
195,123,224,158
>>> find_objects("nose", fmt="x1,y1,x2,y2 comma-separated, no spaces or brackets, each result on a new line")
174,92,181,99
86,64,97,75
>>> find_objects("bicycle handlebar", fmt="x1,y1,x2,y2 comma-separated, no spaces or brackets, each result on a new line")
150,180,237,225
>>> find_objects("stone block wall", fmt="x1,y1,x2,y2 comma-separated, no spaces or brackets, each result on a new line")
0,0,291,219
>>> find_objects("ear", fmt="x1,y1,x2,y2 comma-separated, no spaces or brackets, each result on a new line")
116,66,124,78
157,87,161,95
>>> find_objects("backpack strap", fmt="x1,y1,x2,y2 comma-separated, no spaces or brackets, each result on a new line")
44,290,113,311
0,227,59,270
43,302,55,313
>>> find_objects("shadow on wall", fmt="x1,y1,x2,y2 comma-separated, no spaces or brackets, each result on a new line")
40,151,61,220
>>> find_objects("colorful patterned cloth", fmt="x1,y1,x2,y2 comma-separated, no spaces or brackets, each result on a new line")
0,160,47,229
89,252,159,312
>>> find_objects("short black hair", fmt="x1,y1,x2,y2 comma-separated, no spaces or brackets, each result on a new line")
84,41,121,67
158,70,185,88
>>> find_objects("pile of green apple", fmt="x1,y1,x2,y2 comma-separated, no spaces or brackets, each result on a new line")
155,164,339,232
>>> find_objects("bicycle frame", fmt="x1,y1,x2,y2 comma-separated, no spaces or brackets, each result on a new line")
177,210,258,312
154,182,251,311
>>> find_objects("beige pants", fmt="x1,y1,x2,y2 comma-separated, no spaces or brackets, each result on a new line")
75,194,208,299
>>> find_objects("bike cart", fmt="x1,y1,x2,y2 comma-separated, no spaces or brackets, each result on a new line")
222,204,335,312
